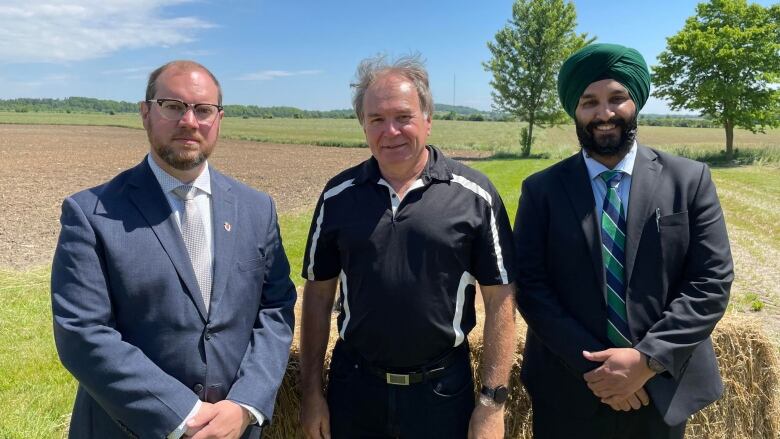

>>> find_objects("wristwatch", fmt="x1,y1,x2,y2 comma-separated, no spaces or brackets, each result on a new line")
646,355,666,374
479,385,509,406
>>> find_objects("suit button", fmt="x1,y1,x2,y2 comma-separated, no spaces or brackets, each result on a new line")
193,383,204,393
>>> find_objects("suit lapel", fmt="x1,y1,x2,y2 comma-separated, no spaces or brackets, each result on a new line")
559,153,605,292
624,145,662,288
126,159,208,321
208,168,237,315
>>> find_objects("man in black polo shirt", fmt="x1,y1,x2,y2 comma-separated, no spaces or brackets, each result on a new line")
299,55,516,439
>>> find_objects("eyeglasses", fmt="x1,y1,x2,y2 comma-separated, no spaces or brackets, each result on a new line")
146,98,223,123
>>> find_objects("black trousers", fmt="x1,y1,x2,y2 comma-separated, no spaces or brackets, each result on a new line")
531,396,687,439
326,342,475,439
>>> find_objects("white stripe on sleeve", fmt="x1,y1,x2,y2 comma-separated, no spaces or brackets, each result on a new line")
451,174,509,284
306,179,355,280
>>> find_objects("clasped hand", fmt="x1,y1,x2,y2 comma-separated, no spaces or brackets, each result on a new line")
184,400,251,439
582,348,656,412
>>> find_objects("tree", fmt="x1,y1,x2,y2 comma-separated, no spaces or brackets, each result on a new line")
484,0,591,157
653,0,780,155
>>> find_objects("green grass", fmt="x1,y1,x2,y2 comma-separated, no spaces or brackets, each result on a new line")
2,112,778,162
1,157,778,438
279,211,313,287
0,269,73,439
712,166,780,249
470,158,556,224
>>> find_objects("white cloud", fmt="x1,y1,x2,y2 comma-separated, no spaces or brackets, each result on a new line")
237,69,323,81
0,1,213,63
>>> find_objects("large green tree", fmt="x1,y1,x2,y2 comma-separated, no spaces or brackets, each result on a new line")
653,0,780,155
484,0,590,157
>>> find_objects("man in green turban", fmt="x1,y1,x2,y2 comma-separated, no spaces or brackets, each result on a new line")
513,43,733,438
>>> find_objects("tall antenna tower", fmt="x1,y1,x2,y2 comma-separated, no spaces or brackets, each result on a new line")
452,73,456,106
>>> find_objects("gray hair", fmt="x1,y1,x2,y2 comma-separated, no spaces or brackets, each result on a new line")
351,54,433,124
145,60,223,105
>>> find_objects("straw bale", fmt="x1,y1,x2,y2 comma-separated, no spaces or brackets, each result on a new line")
687,314,780,439
265,312,779,439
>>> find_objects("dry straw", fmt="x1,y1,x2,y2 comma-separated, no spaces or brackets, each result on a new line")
264,313,779,439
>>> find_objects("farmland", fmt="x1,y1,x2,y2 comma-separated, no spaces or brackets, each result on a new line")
0,118,778,437
1,111,779,159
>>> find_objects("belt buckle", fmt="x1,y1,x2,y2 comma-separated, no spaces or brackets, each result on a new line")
386,373,410,386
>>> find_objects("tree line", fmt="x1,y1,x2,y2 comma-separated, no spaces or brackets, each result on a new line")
0,98,508,121
0,97,731,128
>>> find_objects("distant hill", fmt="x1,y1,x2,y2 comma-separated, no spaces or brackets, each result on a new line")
434,104,484,115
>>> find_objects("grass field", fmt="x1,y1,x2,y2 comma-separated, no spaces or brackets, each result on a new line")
2,111,779,161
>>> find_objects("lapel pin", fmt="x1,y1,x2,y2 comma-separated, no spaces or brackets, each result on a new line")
224,222,232,232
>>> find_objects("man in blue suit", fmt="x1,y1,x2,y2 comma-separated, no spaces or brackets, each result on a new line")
51,60,296,439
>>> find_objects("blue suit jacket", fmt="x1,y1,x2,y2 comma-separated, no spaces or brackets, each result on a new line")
52,158,296,439
514,146,733,428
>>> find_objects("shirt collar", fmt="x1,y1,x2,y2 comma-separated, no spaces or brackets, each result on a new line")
582,140,638,182
353,145,453,185
147,154,212,196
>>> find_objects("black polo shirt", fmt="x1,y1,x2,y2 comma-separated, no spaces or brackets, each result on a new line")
302,146,514,368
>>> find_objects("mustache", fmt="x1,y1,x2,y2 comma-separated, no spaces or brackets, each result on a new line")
585,116,627,133
171,130,203,141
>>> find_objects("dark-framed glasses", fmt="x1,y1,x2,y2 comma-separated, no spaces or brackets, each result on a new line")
146,98,223,123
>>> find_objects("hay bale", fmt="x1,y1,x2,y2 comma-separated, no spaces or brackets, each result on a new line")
687,314,780,439
264,313,779,439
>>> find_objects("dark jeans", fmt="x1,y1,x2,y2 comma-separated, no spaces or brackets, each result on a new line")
531,396,687,439
326,342,475,439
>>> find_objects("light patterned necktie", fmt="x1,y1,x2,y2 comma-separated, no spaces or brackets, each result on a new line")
173,185,212,312
599,170,631,347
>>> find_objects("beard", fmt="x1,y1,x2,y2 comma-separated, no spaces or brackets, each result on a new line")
154,140,210,171
576,114,637,157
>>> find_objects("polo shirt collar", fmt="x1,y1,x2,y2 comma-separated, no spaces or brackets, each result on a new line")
353,145,453,185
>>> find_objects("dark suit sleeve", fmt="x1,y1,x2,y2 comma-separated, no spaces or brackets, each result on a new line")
514,178,608,375
226,197,296,419
634,164,732,379
52,197,198,438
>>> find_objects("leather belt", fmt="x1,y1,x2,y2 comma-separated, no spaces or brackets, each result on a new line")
337,341,468,386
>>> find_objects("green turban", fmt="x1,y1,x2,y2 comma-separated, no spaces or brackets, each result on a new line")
558,43,650,119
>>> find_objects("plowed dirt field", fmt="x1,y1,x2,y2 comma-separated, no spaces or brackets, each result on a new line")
1,124,485,269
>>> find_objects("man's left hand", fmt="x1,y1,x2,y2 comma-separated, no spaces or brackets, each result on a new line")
187,400,251,439
467,403,504,439
582,348,656,403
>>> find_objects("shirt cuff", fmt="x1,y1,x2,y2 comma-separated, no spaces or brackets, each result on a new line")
235,402,265,426
167,400,202,439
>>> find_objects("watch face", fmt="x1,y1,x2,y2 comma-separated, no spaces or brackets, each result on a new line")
494,386,509,403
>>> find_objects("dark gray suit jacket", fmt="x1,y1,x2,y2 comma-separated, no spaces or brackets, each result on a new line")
514,145,733,427
52,158,296,438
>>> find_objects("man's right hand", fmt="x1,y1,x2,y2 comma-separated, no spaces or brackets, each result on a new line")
184,402,215,437
300,392,331,439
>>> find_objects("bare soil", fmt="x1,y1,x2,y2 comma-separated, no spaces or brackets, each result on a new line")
0,124,487,270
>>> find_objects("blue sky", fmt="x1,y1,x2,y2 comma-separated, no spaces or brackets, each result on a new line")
0,0,775,114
